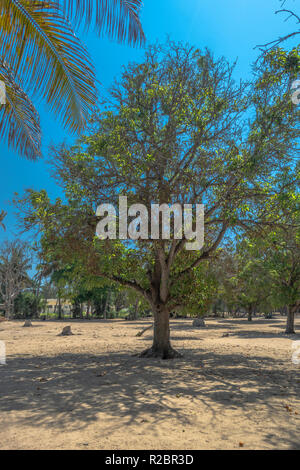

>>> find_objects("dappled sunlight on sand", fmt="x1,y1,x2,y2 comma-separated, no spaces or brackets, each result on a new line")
0,316,299,450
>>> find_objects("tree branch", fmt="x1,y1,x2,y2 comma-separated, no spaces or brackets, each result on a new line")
173,222,228,282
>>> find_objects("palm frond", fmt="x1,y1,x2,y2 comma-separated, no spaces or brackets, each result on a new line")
0,0,97,133
60,0,145,45
0,61,42,159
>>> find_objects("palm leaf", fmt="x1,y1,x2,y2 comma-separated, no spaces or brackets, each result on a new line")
0,0,97,133
61,0,145,45
0,0,145,160
0,61,42,159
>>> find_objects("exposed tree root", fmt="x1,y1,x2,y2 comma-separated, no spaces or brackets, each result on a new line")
136,324,153,337
139,346,182,360
285,329,296,335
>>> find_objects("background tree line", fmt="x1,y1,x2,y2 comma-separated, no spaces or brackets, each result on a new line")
1,212,298,336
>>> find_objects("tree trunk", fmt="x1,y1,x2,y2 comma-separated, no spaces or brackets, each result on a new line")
72,300,80,319
5,301,13,320
248,305,253,322
140,304,181,359
285,305,296,334
133,299,139,320
86,302,90,320
34,274,42,318
103,290,110,320
58,297,62,320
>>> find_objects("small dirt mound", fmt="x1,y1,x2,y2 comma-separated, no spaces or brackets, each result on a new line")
136,324,153,337
192,318,206,328
59,326,73,336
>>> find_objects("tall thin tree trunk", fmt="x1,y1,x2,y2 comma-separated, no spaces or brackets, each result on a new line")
72,300,80,318
103,289,110,320
34,274,42,318
285,305,296,334
57,297,62,319
133,299,139,320
248,305,253,322
86,301,91,319
5,300,12,320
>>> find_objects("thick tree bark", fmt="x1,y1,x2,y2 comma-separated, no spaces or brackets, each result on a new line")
140,304,181,359
285,305,296,334
5,301,13,320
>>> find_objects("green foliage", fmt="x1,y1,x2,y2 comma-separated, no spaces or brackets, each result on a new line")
16,41,299,318
171,261,218,317
14,291,45,319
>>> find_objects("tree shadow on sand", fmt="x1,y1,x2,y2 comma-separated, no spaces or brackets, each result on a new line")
228,330,300,340
0,343,299,449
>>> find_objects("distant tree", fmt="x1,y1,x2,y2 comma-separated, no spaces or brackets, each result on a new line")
0,240,32,319
172,260,218,318
227,239,273,321
228,182,299,332
18,42,299,358
261,196,300,334
267,229,300,333
14,290,46,319
40,280,58,301
49,266,74,319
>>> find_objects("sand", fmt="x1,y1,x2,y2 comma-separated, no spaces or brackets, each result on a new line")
0,316,299,450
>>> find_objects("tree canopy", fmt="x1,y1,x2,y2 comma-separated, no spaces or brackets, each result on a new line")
17,41,300,357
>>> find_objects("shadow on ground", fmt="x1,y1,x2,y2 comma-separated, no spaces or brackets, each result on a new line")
0,343,299,449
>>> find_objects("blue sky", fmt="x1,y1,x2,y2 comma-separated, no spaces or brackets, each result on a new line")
0,0,297,242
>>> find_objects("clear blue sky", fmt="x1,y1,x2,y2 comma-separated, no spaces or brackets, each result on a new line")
0,0,297,241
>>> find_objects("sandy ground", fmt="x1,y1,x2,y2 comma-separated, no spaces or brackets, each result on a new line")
0,316,299,450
